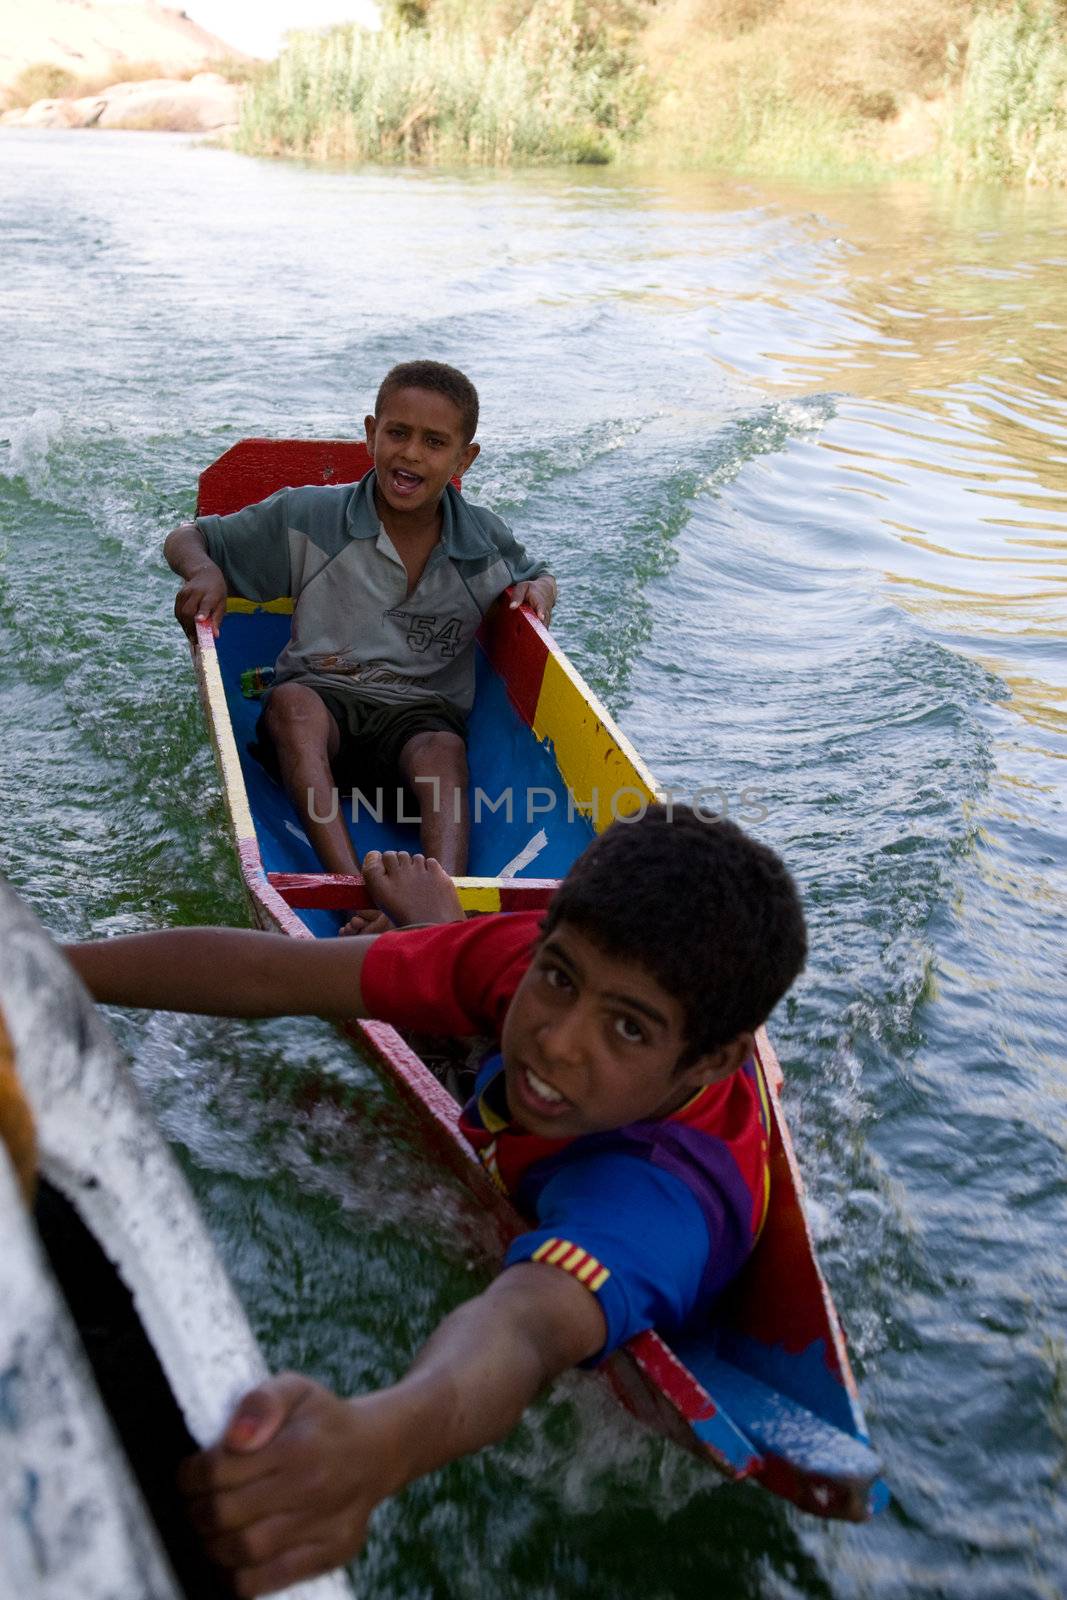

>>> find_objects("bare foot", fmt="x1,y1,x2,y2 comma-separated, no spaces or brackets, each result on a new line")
338,909,392,937
339,850,465,936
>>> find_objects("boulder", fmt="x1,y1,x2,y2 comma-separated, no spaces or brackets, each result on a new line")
93,75,241,131
1,75,242,132
8,95,85,127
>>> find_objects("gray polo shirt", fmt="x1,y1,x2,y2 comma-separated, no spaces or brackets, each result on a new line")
196,472,548,715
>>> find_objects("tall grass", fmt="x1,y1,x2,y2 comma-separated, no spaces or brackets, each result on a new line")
236,0,648,166
633,51,878,180
233,0,1067,183
945,0,1067,183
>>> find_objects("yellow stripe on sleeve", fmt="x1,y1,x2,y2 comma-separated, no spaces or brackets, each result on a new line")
528,1238,612,1294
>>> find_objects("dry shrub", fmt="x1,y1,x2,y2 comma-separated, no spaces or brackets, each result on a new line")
6,56,248,110
104,103,221,133
207,55,267,86
8,62,78,107
75,59,171,92
636,0,973,173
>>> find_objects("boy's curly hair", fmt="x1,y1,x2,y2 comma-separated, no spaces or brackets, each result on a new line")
375,361,479,444
542,806,807,1066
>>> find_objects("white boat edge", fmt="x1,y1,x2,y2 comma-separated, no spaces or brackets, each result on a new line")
0,877,353,1600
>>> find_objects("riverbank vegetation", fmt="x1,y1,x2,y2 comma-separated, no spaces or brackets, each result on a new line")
236,0,646,165
230,0,1067,184
947,1,1067,183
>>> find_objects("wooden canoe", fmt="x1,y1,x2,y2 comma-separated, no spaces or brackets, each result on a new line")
191,439,887,1522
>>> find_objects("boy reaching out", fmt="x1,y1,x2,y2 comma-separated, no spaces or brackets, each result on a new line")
164,361,556,931
66,807,807,1596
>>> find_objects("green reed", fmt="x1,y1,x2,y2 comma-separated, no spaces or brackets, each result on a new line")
235,0,648,167
945,0,1067,184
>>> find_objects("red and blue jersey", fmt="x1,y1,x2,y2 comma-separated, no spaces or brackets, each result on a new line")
361,912,771,1360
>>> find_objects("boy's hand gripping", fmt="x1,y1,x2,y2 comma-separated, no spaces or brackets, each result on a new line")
509,575,557,626
174,562,228,639
179,1374,405,1596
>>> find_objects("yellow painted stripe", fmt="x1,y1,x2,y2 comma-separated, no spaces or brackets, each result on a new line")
562,1246,587,1272
0,1005,36,1206
532,650,657,832
589,1267,610,1292
195,638,256,845
576,1257,600,1283
757,1165,771,1240
546,1239,572,1265
454,883,502,913
532,1238,558,1263
751,1058,772,1237
224,596,294,615
754,1058,772,1134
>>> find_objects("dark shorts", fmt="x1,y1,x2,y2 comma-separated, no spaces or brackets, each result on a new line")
254,684,467,795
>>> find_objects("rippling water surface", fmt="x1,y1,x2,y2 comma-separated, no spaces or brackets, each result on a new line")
1,130,1065,1600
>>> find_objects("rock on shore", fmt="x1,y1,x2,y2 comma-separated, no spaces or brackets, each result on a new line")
1,72,242,132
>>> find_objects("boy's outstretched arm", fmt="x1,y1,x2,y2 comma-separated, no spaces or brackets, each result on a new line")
64,927,376,1021
179,1263,605,1597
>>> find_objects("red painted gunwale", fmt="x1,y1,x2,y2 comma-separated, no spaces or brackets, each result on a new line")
266,873,559,914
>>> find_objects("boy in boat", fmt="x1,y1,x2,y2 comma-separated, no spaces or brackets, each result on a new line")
66,806,806,1596
164,360,556,931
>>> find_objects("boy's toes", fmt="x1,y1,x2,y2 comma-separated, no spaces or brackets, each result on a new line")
338,910,391,937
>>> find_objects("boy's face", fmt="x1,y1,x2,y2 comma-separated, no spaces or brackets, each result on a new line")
499,922,749,1140
365,386,479,519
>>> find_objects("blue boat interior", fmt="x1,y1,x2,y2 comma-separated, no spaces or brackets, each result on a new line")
685,1351,886,1505
214,612,885,1503
216,611,595,935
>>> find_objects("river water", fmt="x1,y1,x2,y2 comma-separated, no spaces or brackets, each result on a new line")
1,130,1064,1600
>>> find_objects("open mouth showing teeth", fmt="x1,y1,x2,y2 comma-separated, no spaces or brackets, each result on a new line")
524,1066,564,1105
392,470,422,487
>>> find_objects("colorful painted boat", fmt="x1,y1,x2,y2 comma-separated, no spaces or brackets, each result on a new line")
192,439,887,1523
